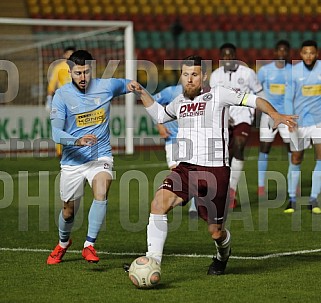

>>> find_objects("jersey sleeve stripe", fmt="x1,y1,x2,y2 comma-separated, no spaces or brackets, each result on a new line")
164,107,177,119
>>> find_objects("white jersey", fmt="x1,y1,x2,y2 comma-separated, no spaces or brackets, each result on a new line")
209,64,263,126
146,86,258,167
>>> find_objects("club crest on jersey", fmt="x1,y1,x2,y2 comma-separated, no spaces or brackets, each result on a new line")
94,97,101,105
238,78,245,85
202,93,213,101
179,102,206,118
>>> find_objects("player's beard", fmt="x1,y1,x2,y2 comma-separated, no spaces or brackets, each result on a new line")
183,85,201,100
73,78,90,93
303,59,317,71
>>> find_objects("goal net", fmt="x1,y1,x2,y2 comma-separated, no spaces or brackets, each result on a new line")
0,18,135,154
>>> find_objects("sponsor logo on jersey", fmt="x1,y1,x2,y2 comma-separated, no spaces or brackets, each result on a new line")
179,102,206,118
270,84,285,95
302,85,321,96
76,108,106,127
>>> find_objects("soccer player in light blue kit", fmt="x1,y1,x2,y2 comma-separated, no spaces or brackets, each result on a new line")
47,50,133,264
153,85,197,217
257,40,294,197
284,40,321,214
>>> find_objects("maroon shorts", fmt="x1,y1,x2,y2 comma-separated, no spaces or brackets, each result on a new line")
159,162,230,224
230,122,251,139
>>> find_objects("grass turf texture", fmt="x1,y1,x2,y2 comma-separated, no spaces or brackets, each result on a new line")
1,146,321,302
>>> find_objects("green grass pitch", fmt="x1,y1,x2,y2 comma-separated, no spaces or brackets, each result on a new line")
1,146,321,302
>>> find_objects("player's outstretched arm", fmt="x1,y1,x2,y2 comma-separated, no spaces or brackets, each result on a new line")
157,124,171,139
256,97,298,131
127,80,155,108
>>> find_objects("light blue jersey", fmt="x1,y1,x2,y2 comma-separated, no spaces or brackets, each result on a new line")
153,85,182,144
257,62,292,114
284,60,321,127
50,78,129,165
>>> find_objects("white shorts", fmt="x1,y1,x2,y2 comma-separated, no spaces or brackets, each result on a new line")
229,106,254,126
60,156,114,201
289,123,321,152
165,142,179,168
260,112,290,143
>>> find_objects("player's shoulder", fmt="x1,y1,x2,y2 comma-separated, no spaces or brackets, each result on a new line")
238,64,255,74
210,85,232,95
57,82,73,93
315,60,321,70
290,61,303,76
292,61,303,69
260,61,275,70
212,66,224,74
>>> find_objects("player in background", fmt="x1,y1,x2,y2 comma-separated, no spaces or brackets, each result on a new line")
257,40,294,198
46,46,76,157
153,85,197,218
128,55,297,275
284,40,321,214
47,50,133,264
209,43,265,208
46,46,76,110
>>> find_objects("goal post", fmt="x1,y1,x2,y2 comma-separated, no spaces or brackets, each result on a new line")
0,17,135,154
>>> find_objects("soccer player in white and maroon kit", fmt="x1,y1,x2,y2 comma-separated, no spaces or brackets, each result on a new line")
128,56,297,276
209,43,265,208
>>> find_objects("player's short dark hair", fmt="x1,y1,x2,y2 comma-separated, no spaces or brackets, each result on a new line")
301,40,318,49
181,55,207,74
275,40,290,50
219,43,236,51
67,50,94,69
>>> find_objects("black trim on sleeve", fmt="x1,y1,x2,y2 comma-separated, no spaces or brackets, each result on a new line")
164,106,177,120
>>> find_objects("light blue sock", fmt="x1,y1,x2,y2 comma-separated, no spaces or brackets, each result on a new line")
189,197,197,211
58,210,74,243
310,160,321,199
86,199,107,243
288,164,301,198
258,152,268,187
287,153,294,196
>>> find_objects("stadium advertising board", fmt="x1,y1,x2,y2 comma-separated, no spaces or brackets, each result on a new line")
0,105,161,154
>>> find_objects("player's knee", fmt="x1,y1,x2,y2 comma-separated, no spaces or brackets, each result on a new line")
211,230,225,241
94,192,107,201
62,207,74,221
208,225,226,241
150,191,173,214
291,155,303,165
150,198,167,214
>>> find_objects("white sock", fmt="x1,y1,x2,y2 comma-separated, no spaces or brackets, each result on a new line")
59,239,70,248
84,240,94,248
214,229,231,261
146,213,168,263
188,197,197,211
230,158,244,191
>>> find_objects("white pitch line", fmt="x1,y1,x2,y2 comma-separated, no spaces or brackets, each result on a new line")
5,162,168,179
1,247,321,260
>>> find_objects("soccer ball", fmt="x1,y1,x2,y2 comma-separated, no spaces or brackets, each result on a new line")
128,256,161,289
